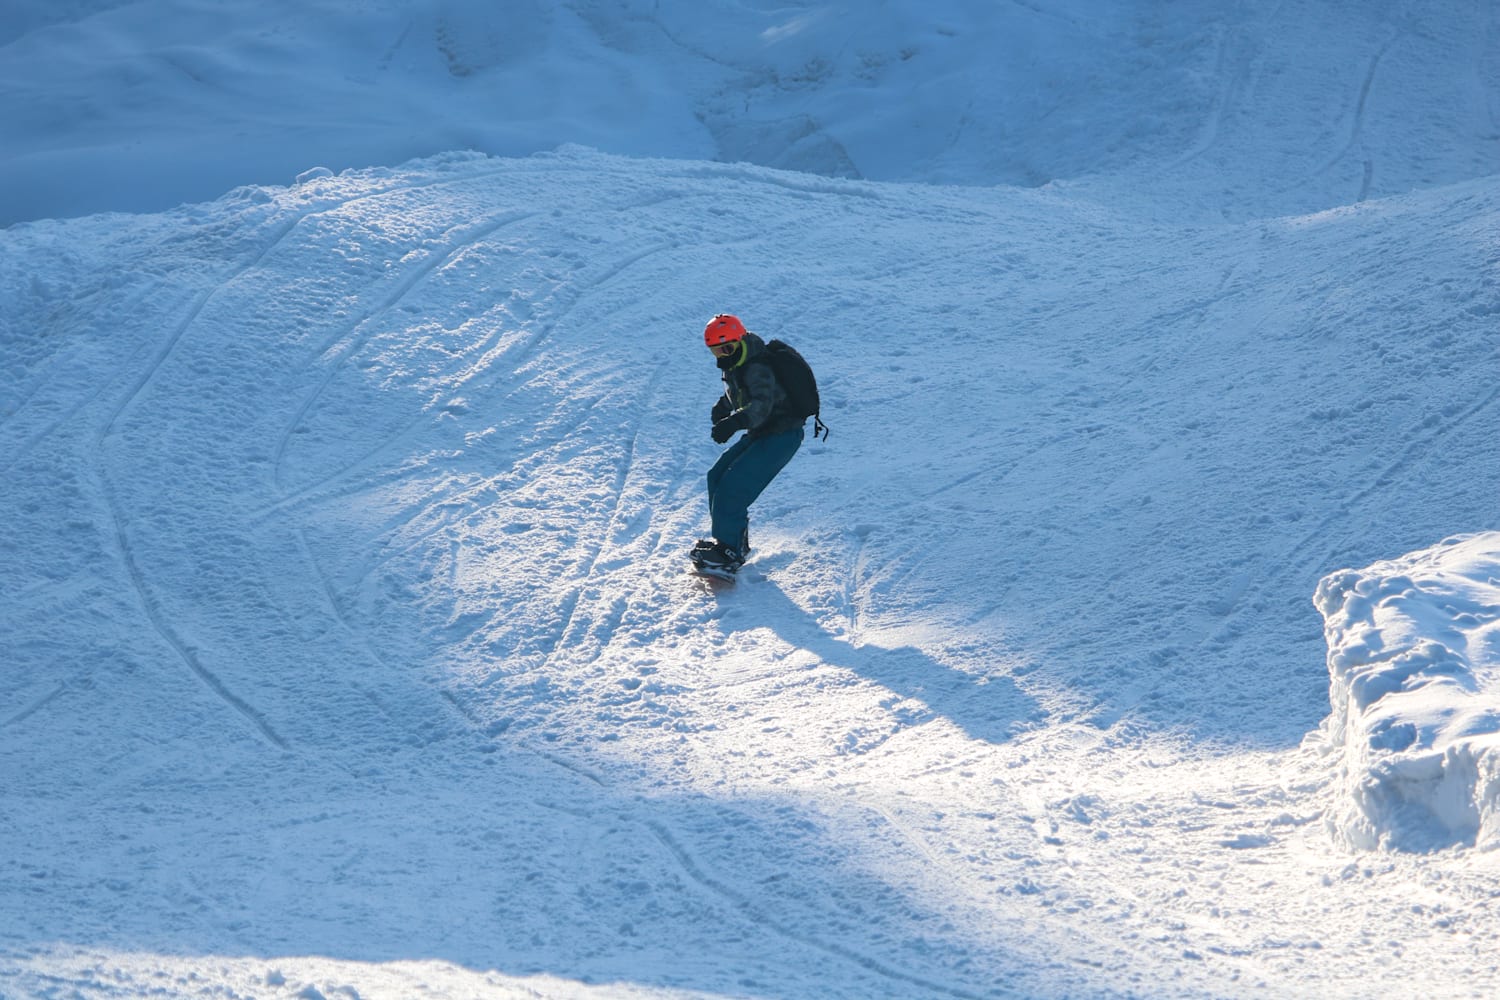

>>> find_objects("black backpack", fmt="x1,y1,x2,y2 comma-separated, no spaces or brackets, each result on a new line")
762,339,829,441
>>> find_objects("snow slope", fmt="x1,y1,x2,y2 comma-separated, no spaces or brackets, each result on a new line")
3,1,1500,999
4,0,1498,225
5,147,1499,999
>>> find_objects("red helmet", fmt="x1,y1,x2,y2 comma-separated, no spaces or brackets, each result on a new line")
704,314,747,347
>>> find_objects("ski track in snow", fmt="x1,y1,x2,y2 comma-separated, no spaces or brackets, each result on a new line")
269,205,538,495
642,816,992,1000
89,206,310,752
1309,28,1400,204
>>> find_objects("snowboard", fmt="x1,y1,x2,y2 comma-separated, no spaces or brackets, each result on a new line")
690,562,737,584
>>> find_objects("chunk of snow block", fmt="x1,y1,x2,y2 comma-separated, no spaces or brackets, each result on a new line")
1314,532,1500,852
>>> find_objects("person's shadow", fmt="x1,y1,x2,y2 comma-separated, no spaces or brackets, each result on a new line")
721,569,1038,745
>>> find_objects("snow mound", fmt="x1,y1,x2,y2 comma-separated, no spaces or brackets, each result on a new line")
1315,533,1500,852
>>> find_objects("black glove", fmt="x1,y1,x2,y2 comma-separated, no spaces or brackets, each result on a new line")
711,397,732,423
711,416,742,444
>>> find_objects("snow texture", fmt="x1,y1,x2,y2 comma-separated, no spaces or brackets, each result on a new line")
3,1,1500,999
1316,535,1500,853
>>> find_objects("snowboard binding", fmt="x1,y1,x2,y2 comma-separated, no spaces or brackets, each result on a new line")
690,539,744,582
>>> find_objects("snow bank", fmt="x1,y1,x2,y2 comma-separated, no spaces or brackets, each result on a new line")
1315,533,1500,852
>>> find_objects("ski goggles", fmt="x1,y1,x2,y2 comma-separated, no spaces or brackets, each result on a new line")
709,341,741,358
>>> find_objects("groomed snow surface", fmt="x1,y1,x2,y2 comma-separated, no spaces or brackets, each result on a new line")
4,2,1500,999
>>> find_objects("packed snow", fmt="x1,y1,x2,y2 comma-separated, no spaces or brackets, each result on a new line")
1316,535,1500,854
3,2,1500,999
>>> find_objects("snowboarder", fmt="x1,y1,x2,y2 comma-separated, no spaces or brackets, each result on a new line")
691,313,810,578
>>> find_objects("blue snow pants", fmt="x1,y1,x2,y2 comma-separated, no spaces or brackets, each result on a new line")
707,426,804,552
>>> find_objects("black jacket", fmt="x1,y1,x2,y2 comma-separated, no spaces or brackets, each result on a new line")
715,333,805,439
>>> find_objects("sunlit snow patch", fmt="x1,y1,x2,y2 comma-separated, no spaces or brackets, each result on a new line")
1314,533,1500,852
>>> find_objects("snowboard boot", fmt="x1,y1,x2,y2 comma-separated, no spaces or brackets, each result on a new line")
694,541,745,573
